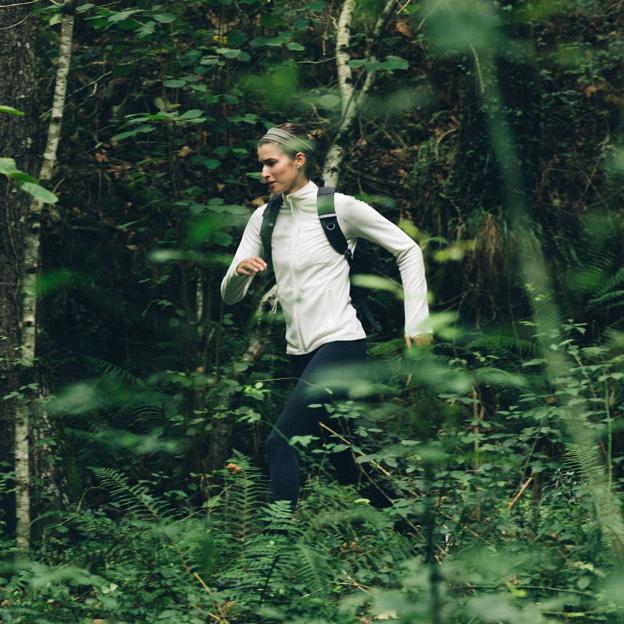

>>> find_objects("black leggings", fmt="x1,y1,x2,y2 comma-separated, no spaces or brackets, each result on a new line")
265,339,367,508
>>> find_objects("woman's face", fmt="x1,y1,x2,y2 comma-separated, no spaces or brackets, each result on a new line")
258,142,308,195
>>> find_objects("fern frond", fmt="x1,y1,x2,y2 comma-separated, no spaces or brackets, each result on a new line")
593,267,624,299
291,543,331,595
563,444,624,560
91,467,176,523
221,451,267,544
563,444,603,484
467,332,539,358
85,356,146,387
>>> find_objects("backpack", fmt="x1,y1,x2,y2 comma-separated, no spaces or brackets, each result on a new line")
260,186,382,334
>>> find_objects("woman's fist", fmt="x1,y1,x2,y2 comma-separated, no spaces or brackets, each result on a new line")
405,334,433,349
236,256,268,276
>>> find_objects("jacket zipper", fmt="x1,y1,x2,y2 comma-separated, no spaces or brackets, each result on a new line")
288,196,307,353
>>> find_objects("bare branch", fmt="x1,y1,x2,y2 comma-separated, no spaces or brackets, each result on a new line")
0,0,40,8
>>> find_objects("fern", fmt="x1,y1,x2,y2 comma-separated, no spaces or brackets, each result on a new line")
221,451,267,545
563,444,624,560
592,267,624,299
467,332,539,358
91,466,176,523
85,356,146,388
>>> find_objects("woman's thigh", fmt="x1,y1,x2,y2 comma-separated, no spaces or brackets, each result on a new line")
274,340,367,439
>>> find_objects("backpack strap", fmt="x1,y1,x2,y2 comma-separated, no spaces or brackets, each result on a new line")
317,186,353,264
317,186,382,334
260,194,283,268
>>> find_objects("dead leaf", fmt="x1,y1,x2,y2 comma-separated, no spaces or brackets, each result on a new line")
583,84,599,96
395,19,412,38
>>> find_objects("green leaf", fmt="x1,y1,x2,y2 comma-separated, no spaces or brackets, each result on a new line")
348,59,368,69
20,182,58,205
49,13,62,26
163,79,186,88
179,109,204,120
287,42,305,51
200,56,222,66
319,94,341,109
381,55,409,71
153,13,176,23
0,157,19,176
112,125,155,141
196,158,220,170
227,29,246,46
0,105,24,116
108,9,142,23
12,172,38,185
216,47,238,59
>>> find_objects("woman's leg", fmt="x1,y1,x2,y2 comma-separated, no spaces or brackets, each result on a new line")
265,339,367,508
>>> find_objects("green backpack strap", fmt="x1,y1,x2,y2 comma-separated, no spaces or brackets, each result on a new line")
317,186,352,263
260,195,283,268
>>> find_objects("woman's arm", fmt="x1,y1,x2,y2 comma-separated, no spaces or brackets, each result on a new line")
336,194,433,341
220,207,266,305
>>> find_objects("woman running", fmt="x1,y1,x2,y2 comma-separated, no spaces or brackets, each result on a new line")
220,123,432,508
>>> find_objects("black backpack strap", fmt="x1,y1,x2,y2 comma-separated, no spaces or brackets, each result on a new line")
317,186,382,335
260,195,283,268
317,186,352,263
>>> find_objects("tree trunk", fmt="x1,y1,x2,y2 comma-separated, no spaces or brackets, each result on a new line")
29,4,75,535
0,0,37,546
323,0,397,186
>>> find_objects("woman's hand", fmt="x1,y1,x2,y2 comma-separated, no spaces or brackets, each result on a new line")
235,256,268,276
405,334,433,349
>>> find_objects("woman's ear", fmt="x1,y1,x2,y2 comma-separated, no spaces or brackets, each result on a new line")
295,151,306,169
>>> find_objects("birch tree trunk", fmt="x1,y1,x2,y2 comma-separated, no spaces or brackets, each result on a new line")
0,0,37,547
323,0,398,186
26,5,76,539
1,0,75,551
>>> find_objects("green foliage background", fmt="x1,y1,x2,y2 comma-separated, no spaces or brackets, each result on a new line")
2,0,624,622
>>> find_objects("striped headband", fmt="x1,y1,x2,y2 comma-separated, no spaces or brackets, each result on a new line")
261,127,313,154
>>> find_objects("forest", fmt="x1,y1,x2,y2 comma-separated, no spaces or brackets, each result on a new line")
1,0,623,622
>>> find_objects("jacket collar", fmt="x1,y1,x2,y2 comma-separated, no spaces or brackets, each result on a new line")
282,179,318,210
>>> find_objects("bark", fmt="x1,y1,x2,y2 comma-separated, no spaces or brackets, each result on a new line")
323,0,398,186
27,5,75,535
0,0,36,545
1,0,75,550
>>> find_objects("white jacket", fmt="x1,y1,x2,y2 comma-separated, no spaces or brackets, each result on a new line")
220,180,431,355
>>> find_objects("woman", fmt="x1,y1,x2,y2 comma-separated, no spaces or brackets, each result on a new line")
220,123,432,508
